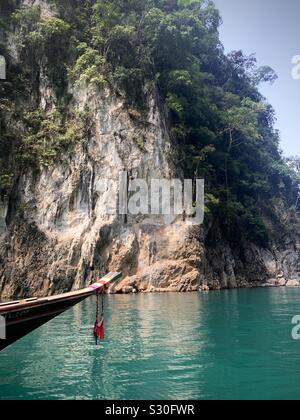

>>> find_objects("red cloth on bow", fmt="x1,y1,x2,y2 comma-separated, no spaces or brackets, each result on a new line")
94,317,105,341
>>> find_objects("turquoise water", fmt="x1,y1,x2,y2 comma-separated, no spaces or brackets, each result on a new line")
1,288,300,400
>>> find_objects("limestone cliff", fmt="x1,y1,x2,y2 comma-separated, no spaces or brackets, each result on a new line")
1,80,299,299
0,0,299,299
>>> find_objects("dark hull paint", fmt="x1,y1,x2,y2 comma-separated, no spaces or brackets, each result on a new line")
0,295,89,351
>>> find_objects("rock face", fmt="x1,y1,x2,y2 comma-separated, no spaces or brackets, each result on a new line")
0,86,181,298
111,224,204,294
204,229,300,290
0,74,206,298
0,0,299,299
0,83,299,299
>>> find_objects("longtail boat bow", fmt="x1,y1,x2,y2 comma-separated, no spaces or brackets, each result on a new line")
0,272,122,351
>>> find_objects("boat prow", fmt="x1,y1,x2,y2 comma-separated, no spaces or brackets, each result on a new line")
0,272,122,351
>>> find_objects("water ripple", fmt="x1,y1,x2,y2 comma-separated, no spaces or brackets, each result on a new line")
1,289,300,400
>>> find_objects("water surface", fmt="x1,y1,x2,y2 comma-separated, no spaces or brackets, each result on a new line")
1,288,300,400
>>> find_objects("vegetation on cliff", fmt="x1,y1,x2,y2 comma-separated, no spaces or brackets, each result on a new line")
0,0,299,246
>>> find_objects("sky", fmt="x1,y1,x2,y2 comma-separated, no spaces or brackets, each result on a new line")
213,0,300,156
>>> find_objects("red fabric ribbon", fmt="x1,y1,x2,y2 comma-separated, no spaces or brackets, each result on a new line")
94,288,105,344
94,317,105,342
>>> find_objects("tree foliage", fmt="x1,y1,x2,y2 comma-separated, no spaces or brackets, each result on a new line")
0,0,298,246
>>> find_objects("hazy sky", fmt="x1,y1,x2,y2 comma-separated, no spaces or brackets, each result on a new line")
213,0,300,156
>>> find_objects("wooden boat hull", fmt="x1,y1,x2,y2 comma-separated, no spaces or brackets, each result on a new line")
0,272,122,351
